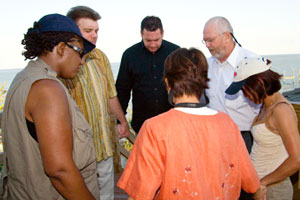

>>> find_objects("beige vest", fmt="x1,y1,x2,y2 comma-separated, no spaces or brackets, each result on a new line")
0,59,99,199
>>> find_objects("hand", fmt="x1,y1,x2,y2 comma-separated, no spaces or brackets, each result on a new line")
253,184,267,200
117,122,130,139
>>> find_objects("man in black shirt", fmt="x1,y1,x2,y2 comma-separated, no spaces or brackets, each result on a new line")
116,16,179,133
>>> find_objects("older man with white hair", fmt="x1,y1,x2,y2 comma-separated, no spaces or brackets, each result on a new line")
203,16,262,200
203,16,261,153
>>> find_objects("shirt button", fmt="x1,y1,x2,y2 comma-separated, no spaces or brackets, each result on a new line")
154,76,157,79
154,88,158,91
155,100,158,103
153,64,156,67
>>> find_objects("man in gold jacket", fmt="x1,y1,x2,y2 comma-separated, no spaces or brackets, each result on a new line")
61,6,130,200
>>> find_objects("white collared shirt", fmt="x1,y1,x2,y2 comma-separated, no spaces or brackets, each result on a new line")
205,44,261,131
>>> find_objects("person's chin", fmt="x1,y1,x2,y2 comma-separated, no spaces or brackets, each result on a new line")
69,74,77,79
209,51,215,56
66,70,79,79
73,68,81,77
147,47,158,53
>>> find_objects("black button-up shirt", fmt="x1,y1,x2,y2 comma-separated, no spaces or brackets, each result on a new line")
116,40,179,133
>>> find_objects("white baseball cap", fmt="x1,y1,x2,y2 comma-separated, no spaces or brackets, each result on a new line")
225,57,271,95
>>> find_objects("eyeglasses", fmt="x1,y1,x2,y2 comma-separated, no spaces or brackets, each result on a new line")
202,33,223,45
64,43,85,58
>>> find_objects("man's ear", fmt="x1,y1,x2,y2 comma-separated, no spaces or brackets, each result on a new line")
161,29,164,38
224,32,231,41
55,42,66,57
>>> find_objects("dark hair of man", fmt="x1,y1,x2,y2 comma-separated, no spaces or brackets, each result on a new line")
242,69,282,104
164,48,209,99
67,6,101,22
141,16,163,32
22,24,76,60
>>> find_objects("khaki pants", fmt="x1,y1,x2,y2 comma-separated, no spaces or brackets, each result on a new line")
96,157,114,200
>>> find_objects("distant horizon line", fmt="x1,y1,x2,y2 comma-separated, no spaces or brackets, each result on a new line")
1,53,299,70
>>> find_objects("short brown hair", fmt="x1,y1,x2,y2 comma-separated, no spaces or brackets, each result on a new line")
242,69,282,104
164,48,209,99
67,6,101,22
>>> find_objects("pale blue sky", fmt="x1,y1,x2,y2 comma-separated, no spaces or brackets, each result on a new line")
1,0,299,69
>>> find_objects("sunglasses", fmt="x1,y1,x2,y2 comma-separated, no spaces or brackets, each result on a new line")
64,43,85,58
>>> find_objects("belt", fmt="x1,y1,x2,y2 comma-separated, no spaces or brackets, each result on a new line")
241,130,251,134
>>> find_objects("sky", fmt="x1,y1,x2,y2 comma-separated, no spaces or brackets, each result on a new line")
1,0,299,69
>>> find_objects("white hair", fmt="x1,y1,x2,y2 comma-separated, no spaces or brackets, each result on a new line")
205,16,233,34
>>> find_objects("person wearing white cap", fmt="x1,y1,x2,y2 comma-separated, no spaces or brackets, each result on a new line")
226,57,300,200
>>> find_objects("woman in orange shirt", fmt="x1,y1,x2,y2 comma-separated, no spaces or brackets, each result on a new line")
118,48,264,200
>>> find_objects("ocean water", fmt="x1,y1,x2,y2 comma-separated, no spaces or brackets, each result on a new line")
1,54,300,92
264,54,300,91
0,63,121,91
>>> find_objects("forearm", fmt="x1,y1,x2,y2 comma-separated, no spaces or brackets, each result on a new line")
261,156,300,186
48,164,95,200
109,96,128,124
110,96,130,138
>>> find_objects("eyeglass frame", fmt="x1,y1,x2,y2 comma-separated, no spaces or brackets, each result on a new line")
64,42,85,58
202,33,224,45
202,32,242,47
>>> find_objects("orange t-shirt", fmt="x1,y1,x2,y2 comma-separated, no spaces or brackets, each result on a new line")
118,109,259,199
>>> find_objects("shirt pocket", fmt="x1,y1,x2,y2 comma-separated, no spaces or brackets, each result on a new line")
72,106,96,169
72,106,92,137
